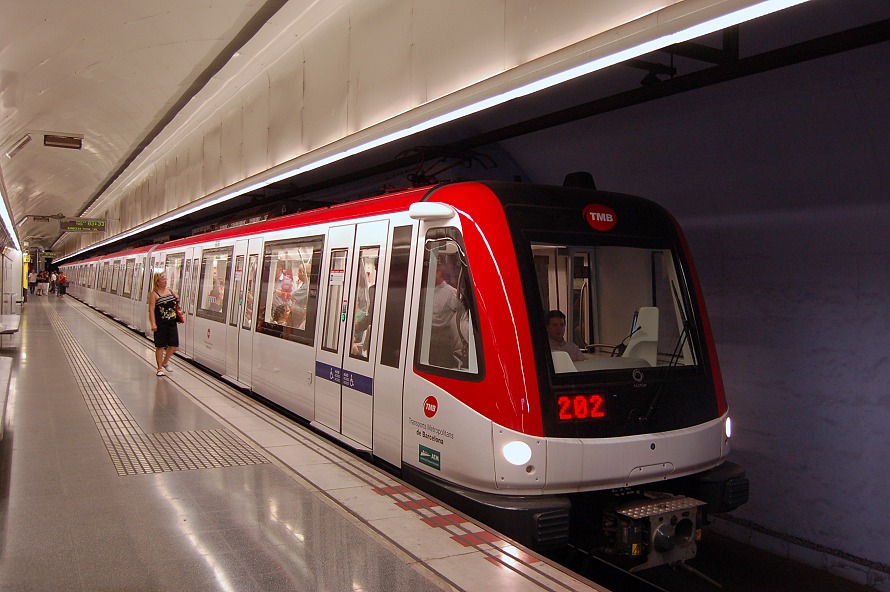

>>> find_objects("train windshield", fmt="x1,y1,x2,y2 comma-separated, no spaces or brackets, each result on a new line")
531,243,698,373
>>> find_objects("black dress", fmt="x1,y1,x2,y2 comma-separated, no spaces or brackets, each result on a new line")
153,292,179,347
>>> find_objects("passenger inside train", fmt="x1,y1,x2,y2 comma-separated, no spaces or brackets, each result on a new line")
256,238,322,342
351,250,378,361
416,231,478,374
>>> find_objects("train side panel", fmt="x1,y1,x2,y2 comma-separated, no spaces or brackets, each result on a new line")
248,223,327,422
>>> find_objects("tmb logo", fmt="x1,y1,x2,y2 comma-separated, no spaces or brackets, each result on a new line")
583,204,617,231
423,396,438,418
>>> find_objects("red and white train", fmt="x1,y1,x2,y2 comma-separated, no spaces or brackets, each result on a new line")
61,179,748,569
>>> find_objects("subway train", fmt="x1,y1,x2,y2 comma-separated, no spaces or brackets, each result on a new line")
61,179,749,570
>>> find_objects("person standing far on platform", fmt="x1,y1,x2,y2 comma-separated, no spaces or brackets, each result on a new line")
148,272,180,377
49,270,57,294
57,271,68,298
37,272,49,296
28,269,36,295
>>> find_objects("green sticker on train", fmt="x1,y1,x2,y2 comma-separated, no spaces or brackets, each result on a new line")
419,445,441,471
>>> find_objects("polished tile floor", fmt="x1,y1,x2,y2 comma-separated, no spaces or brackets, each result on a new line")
0,297,598,592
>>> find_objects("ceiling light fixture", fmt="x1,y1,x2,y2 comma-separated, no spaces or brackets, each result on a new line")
58,0,810,263
6,134,32,159
0,189,22,251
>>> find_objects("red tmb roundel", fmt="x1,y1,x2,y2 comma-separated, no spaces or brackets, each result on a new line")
583,204,617,231
423,396,438,418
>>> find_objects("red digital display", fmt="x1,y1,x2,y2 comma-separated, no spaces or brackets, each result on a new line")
558,395,606,421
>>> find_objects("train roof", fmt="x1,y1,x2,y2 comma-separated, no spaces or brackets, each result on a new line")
153,184,435,251
64,180,675,261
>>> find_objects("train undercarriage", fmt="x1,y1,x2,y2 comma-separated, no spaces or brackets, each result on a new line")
404,460,749,571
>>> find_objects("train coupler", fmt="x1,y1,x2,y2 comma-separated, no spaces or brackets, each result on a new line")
609,494,706,572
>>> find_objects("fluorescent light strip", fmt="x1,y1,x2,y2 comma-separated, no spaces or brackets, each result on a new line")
59,0,808,262
0,189,22,251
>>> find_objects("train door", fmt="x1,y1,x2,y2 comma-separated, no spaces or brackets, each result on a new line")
240,245,261,383
370,224,416,466
180,257,192,357
314,220,388,448
341,220,389,447
224,238,262,387
184,249,200,356
314,225,355,434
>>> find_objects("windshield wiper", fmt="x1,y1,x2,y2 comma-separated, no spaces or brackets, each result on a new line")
637,282,693,424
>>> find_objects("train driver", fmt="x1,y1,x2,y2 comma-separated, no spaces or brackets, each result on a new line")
546,310,586,362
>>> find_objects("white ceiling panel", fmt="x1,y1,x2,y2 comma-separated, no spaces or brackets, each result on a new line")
267,49,305,167
301,7,350,152
0,0,271,250
0,0,849,258
348,0,413,132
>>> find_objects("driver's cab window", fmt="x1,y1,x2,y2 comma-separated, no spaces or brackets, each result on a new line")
415,228,482,377
532,244,698,373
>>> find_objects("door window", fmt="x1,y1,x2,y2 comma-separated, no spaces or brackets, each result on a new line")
229,256,244,327
190,258,199,312
134,258,145,301
321,249,349,353
111,261,120,294
349,247,379,361
122,259,135,298
242,255,258,331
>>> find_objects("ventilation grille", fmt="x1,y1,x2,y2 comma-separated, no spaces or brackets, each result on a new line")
534,509,571,546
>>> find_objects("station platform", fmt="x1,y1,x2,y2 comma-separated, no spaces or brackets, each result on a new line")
0,296,605,591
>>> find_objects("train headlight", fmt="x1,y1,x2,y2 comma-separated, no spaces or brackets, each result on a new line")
725,417,732,439
503,441,532,466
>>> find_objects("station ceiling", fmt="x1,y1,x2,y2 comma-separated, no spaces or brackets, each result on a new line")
0,0,887,260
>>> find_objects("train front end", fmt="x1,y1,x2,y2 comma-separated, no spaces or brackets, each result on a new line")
412,181,748,570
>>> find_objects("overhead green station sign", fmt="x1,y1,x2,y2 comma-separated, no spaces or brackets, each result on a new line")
60,218,106,232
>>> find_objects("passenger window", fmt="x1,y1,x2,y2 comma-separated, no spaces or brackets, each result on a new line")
349,247,379,361
256,236,323,345
380,226,413,368
196,248,232,322
415,228,482,377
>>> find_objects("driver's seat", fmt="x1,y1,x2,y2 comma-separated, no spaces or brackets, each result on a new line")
623,307,659,367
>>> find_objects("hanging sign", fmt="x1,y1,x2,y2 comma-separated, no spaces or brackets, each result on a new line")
60,218,106,232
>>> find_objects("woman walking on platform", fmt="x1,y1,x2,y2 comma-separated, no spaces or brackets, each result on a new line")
148,272,180,376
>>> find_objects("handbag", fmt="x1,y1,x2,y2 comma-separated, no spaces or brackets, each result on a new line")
176,305,185,324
